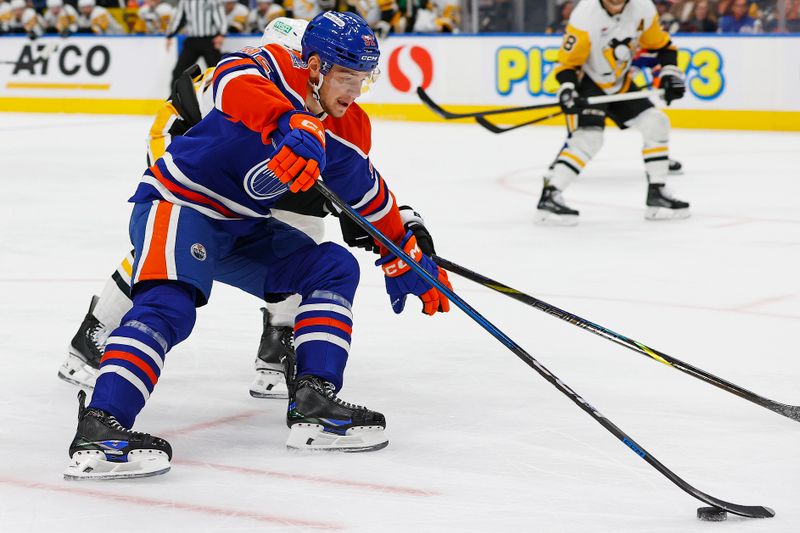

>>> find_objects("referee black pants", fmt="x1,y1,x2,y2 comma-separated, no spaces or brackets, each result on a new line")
171,36,222,90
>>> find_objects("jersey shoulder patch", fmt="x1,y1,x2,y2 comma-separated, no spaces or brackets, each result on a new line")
323,103,372,158
261,44,309,96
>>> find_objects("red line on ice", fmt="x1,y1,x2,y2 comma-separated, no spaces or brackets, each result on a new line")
174,459,441,497
0,476,342,530
159,409,264,438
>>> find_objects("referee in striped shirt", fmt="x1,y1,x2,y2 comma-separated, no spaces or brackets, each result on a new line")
165,0,227,88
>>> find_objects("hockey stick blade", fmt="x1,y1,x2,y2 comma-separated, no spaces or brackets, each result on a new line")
434,255,800,423
313,181,774,519
417,86,560,120
417,87,663,121
475,110,564,134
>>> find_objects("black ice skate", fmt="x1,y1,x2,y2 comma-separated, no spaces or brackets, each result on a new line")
645,183,690,220
58,296,107,390
668,159,684,175
249,308,295,399
64,390,172,480
536,185,579,226
286,375,388,452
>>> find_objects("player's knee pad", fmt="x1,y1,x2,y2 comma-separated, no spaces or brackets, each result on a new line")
629,108,670,144
126,281,197,349
296,242,360,303
568,127,604,160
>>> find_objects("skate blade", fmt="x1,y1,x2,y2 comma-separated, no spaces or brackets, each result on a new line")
645,207,691,220
535,210,579,226
286,423,388,453
64,450,170,480
57,351,98,390
249,370,288,399
668,168,684,176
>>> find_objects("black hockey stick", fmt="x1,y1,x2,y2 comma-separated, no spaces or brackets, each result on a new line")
417,86,560,119
475,109,565,134
418,86,664,121
433,255,800,423
313,180,774,519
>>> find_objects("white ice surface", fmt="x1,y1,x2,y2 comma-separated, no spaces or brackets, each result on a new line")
0,113,799,532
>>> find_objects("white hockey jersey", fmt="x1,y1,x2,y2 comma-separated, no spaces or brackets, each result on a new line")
78,6,123,34
284,0,320,21
138,3,173,34
247,2,285,33
225,2,249,33
43,4,78,34
556,0,673,94
0,3,14,32
6,5,44,36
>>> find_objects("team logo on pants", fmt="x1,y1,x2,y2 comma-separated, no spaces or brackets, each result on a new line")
191,243,207,261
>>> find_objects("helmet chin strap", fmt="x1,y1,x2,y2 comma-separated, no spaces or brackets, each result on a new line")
311,72,324,104
310,72,327,118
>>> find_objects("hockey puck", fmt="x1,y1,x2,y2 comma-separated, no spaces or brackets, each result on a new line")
697,507,728,521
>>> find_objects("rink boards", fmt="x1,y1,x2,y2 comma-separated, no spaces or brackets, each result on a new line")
0,33,797,131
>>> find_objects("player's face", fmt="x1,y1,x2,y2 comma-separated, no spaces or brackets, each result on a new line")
318,65,370,118
601,0,627,14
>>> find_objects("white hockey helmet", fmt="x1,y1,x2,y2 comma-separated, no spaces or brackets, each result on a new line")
155,3,172,16
77,0,96,8
46,0,64,8
10,0,26,10
260,17,308,53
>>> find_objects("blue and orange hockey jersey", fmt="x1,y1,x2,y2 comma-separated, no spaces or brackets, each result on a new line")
131,43,405,247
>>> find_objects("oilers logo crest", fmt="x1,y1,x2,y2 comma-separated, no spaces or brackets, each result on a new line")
244,159,289,201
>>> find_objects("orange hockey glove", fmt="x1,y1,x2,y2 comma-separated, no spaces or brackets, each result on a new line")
267,111,326,193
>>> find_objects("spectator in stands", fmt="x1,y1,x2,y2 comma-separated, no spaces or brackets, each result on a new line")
669,0,695,23
247,0,285,33
77,0,124,34
785,0,800,31
5,0,43,37
413,0,460,33
545,0,573,34
224,0,249,33
719,0,760,31
765,0,800,31
138,0,174,34
655,0,681,32
43,0,78,36
283,0,336,21
0,1,10,34
681,0,718,31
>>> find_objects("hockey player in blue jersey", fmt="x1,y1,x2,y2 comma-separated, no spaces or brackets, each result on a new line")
64,11,453,480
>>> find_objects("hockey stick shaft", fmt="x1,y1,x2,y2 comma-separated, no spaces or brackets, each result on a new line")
313,180,774,518
475,110,565,134
418,86,664,120
433,255,800,423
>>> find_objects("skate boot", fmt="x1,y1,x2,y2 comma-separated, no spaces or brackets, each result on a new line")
58,296,108,390
645,183,690,220
249,308,295,399
668,159,683,175
286,375,388,452
64,391,172,480
536,185,579,226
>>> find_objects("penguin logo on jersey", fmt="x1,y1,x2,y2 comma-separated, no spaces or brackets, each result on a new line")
191,243,207,261
603,37,634,78
244,159,289,201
